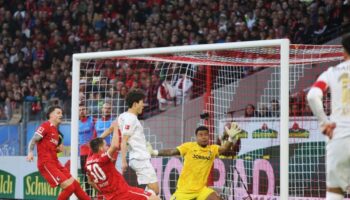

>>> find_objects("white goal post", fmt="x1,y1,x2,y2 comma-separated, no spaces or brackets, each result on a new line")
71,39,290,200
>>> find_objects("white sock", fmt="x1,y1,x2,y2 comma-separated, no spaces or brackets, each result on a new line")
326,192,344,200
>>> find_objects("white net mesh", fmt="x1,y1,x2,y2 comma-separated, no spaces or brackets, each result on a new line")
76,44,343,200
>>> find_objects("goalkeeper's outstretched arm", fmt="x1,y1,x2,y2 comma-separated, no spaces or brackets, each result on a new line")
147,142,180,156
158,149,180,156
218,122,241,155
218,140,234,155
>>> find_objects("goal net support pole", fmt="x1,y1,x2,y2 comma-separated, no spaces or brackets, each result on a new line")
280,39,290,200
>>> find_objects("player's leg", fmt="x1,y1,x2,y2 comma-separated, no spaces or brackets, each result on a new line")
325,137,350,200
118,186,160,200
80,154,92,195
59,164,90,200
326,188,344,200
58,177,91,200
146,182,159,195
205,192,222,200
58,177,76,200
148,194,161,200
38,163,75,199
130,159,159,195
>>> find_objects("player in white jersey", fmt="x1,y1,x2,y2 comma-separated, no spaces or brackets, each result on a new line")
307,33,350,200
118,89,159,195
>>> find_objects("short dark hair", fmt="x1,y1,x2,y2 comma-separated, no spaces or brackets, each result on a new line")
125,89,145,108
342,33,350,55
90,138,105,153
46,105,62,119
195,126,209,135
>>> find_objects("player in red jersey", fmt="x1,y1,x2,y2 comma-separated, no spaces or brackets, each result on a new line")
86,121,160,200
26,106,90,200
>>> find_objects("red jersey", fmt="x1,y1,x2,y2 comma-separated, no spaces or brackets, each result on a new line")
85,151,129,198
35,121,60,166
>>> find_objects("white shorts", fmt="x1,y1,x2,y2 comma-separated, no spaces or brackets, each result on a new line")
129,159,158,185
327,136,350,191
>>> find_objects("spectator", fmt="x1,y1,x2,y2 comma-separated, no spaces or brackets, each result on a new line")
191,65,206,99
4,97,12,121
258,105,272,117
174,72,193,106
269,99,280,117
114,86,128,116
290,103,302,117
0,0,347,122
143,77,159,117
94,102,114,145
0,106,7,121
244,104,258,118
157,76,175,112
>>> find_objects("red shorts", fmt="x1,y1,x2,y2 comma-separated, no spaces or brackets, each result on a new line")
105,186,152,200
38,162,72,187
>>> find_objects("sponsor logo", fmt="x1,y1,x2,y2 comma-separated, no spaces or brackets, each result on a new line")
253,123,278,138
0,170,15,198
192,154,211,160
23,170,86,200
125,125,130,130
24,172,60,199
289,122,310,138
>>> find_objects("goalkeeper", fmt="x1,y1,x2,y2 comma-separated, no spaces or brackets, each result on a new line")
147,124,241,200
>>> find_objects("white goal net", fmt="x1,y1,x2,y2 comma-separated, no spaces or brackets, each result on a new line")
71,40,343,200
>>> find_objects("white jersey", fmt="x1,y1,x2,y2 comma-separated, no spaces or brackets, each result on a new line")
118,112,151,160
317,60,350,139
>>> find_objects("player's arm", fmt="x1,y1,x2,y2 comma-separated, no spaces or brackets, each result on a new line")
218,140,233,155
120,118,136,173
107,121,120,157
26,134,42,162
307,76,335,138
147,142,180,156
100,124,114,139
307,86,328,123
218,122,241,155
87,175,100,192
121,135,129,173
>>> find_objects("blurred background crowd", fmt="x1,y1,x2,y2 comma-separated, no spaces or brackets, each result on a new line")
0,0,348,122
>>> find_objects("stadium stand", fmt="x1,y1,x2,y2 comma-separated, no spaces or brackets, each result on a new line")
0,0,348,126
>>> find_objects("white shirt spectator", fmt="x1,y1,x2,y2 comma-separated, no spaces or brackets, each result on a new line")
174,74,193,105
157,80,175,111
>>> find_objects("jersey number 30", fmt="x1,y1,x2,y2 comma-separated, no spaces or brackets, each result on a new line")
87,163,106,183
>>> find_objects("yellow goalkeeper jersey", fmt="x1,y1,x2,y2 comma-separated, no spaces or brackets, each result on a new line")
176,142,220,193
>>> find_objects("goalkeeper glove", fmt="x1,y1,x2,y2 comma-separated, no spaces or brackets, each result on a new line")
146,142,159,156
225,122,241,142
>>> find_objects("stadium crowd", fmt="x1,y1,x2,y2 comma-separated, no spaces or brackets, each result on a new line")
0,0,349,121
